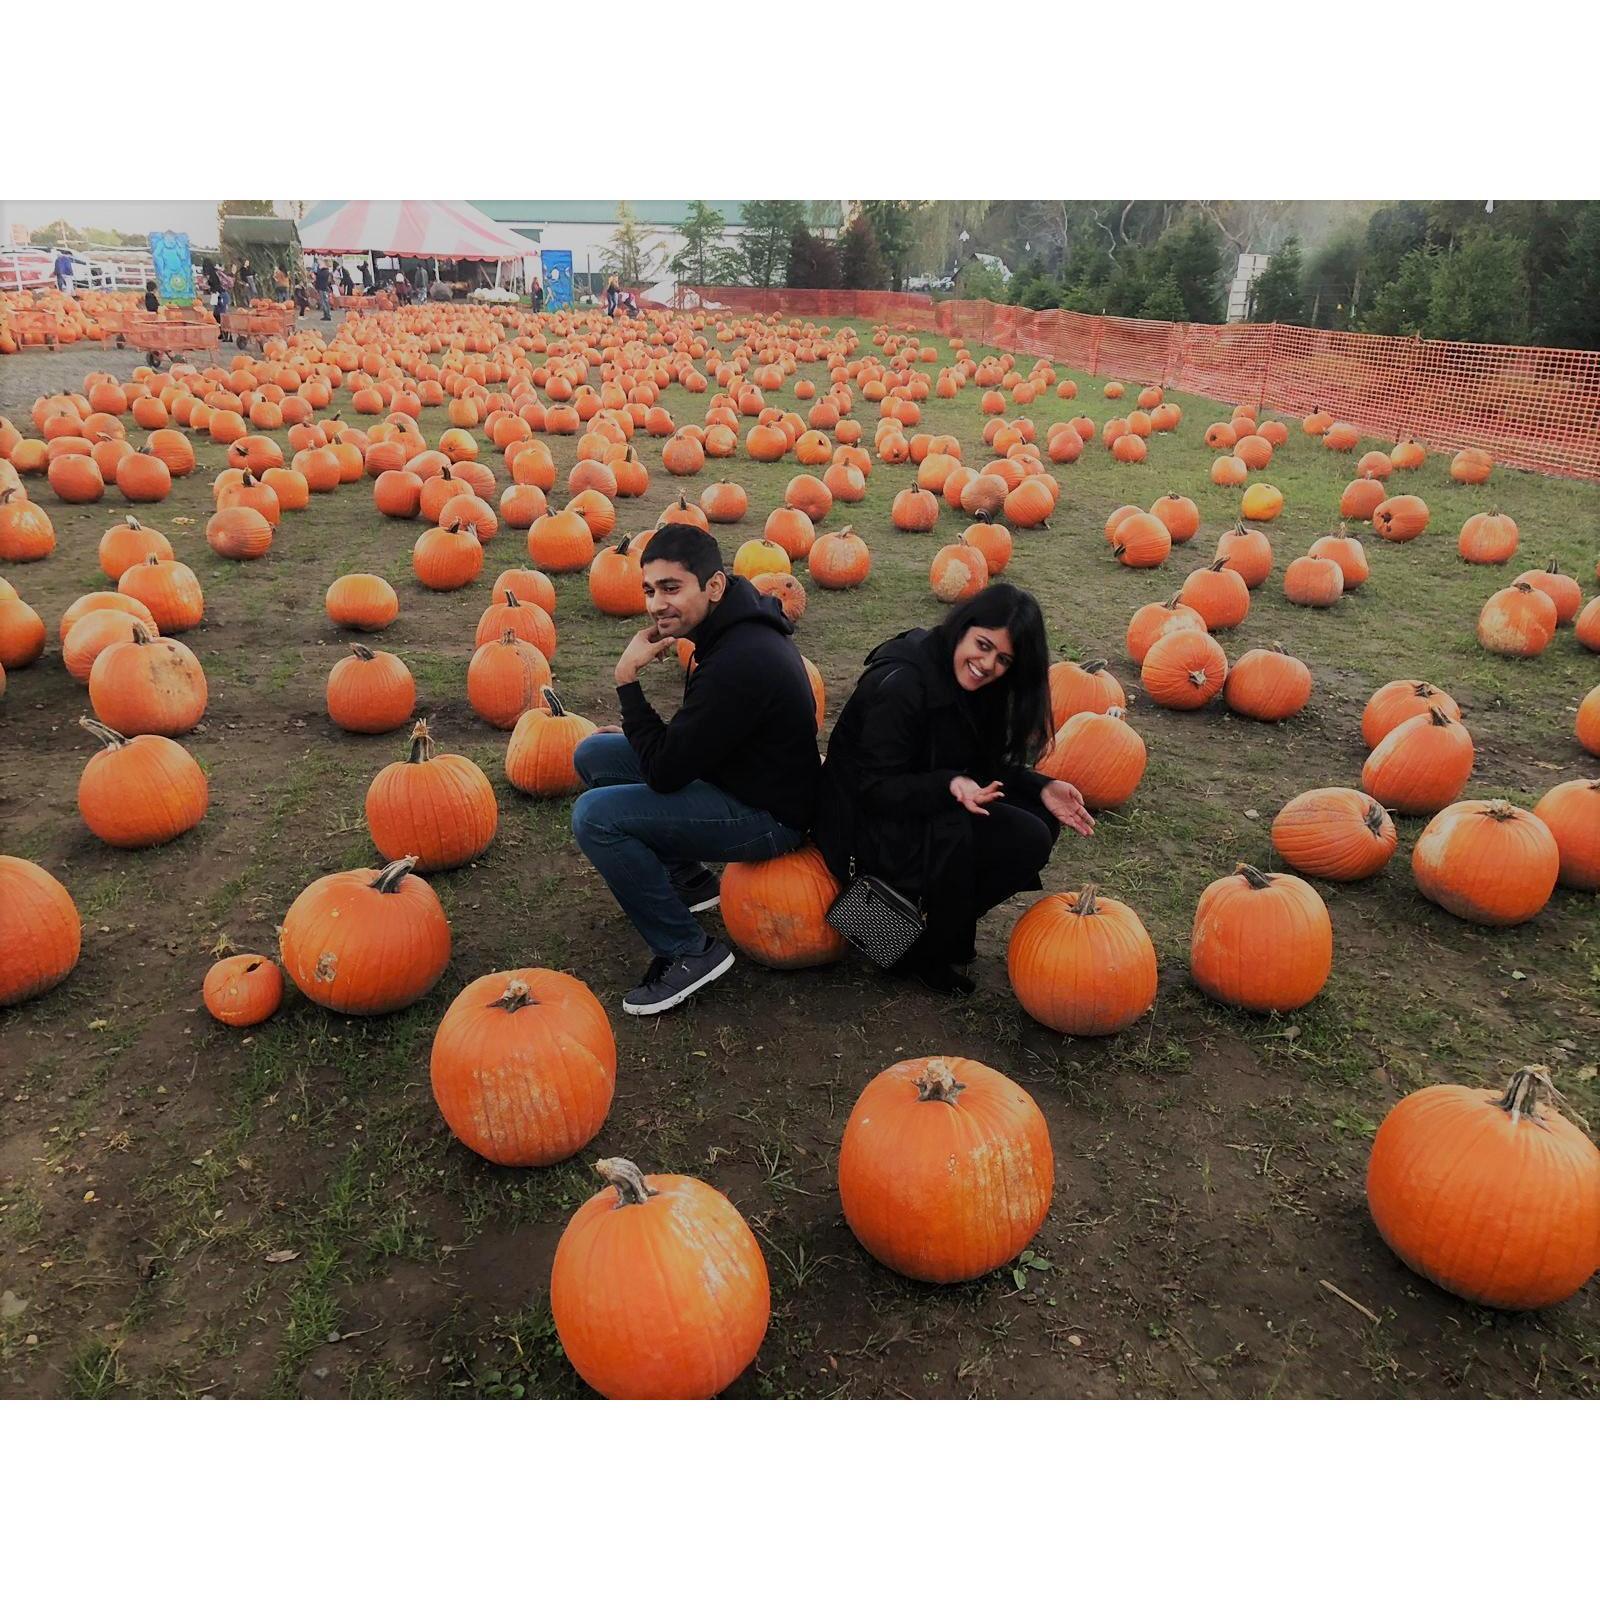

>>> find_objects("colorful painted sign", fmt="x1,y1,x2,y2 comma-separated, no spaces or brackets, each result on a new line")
542,249,573,309
148,231,196,306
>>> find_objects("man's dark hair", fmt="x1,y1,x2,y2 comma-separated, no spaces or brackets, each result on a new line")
933,582,1053,768
642,523,724,586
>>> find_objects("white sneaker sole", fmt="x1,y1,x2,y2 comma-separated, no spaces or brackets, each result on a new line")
686,893,721,913
622,948,736,1016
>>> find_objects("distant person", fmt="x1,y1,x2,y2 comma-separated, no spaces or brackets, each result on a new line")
53,250,74,295
604,274,620,316
238,266,258,303
414,263,428,295
272,265,291,302
292,274,311,317
530,275,544,312
359,258,374,292
313,261,333,320
142,279,159,314
338,263,355,295
393,273,412,305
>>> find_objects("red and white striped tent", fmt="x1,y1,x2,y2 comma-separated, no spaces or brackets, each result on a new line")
300,200,536,262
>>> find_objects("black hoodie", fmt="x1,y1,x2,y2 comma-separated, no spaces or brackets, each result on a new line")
813,626,1050,896
616,575,820,829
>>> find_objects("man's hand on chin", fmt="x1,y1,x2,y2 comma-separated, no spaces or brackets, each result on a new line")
615,625,676,685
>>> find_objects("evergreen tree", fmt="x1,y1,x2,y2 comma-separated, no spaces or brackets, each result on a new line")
668,202,741,287
839,213,888,290
1362,202,1430,288
599,202,661,285
1246,236,1307,323
786,224,840,289
1137,271,1188,323
1148,216,1225,322
1362,249,1438,336
1426,233,1529,344
858,201,924,291
738,201,806,288
1539,201,1600,350
954,257,1004,301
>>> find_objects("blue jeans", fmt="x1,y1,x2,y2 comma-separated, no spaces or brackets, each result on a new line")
571,733,803,959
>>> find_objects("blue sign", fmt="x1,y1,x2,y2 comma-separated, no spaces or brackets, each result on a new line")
542,249,573,310
148,231,196,307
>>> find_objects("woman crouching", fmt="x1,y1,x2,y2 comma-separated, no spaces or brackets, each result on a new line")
814,583,1094,994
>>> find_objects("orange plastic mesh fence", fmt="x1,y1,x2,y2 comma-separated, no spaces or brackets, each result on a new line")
682,287,1600,480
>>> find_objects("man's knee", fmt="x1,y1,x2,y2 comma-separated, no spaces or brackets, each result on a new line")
572,732,608,787
570,787,611,849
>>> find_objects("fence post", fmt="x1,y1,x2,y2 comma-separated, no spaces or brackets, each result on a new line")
1089,317,1104,377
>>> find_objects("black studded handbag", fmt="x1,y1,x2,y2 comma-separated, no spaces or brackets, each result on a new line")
824,868,925,969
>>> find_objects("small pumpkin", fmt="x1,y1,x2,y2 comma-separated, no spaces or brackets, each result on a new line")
1533,779,1600,891
1476,581,1556,658
76,717,207,847
1361,680,1461,749
1224,645,1312,722
467,629,551,730
1141,629,1228,710
325,574,399,632
203,954,284,1028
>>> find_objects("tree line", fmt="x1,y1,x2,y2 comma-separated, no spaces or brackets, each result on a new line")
645,199,1600,351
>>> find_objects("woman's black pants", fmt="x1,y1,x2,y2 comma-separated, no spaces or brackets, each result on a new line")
919,793,1061,965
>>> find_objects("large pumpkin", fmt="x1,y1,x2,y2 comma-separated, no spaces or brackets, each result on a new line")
718,845,846,969
550,1157,770,1399
0,856,81,1006
366,720,498,872
1412,800,1559,926
87,623,207,737
327,644,416,734
505,688,597,796
1367,1067,1600,1310
1190,864,1332,1013
1141,629,1228,710
77,717,207,848
1361,680,1460,749
1361,707,1474,816
838,1057,1053,1283
430,970,616,1166
1037,708,1146,809
1271,788,1397,881
1533,779,1600,891
1223,645,1312,722
279,856,451,1015
1007,886,1157,1036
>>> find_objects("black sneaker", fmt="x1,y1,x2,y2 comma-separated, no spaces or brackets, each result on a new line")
669,863,721,913
623,940,736,1017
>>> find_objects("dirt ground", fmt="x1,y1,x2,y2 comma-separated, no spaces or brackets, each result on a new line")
1,316,1597,1400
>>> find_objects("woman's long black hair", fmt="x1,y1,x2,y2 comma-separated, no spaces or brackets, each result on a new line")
933,583,1053,768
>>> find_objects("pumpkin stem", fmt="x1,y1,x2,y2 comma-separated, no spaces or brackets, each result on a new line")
79,716,128,750
498,628,518,647
596,1157,657,1206
1236,863,1274,889
1496,1065,1589,1133
1080,658,1108,675
1481,800,1520,821
130,621,156,646
502,590,522,609
914,1059,967,1103
372,855,419,893
492,977,538,1012
124,514,143,529
350,643,376,661
1427,706,1454,727
542,687,566,717
1071,884,1101,917
405,720,435,763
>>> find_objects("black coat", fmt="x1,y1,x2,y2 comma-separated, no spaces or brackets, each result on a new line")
813,627,1050,901
618,575,821,830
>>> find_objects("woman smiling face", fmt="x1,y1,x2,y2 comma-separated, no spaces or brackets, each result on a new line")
952,624,1015,691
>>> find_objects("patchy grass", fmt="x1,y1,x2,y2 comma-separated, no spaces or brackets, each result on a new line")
1,318,1598,1401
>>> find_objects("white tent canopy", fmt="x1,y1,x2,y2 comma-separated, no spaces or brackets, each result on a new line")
300,200,537,264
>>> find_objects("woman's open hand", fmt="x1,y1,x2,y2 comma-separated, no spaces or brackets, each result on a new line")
950,775,1005,815
1042,779,1096,836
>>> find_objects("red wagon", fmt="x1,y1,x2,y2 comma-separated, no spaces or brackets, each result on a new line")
222,303,295,351
123,311,221,361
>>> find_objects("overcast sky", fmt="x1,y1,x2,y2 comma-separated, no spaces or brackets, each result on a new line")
0,201,302,246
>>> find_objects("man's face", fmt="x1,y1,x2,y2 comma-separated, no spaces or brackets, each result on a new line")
641,559,723,637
